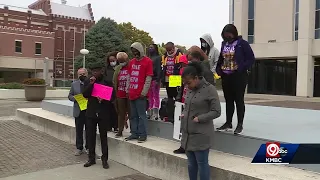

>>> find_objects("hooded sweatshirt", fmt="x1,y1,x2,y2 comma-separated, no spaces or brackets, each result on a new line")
200,34,220,73
126,42,153,100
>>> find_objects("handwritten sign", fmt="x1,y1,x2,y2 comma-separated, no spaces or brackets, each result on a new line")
91,83,113,101
169,75,182,87
173,101,184,141
74,94,88,111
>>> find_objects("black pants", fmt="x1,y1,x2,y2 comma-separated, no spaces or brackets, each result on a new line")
87,117,108,162
165,82,177,122
75,111,88,150
222,71,248,125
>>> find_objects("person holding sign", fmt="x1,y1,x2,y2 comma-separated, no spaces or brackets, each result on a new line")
82,62,115,169
125,42,153,143
68,68,89,156
113,52,130,138
181,62,221,180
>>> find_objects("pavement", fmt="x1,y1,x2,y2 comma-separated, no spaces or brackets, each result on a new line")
0,101,159,180
1,92,320,180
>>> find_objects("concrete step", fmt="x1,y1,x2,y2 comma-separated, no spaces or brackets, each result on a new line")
16,108,320,180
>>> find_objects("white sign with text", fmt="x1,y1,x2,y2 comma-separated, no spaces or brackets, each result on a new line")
173,102,185,141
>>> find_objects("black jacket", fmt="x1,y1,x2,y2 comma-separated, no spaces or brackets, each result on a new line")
104,65,115,83
82,76,115,120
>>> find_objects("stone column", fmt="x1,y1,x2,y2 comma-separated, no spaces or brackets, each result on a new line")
296,0,315,97
233,0,249,40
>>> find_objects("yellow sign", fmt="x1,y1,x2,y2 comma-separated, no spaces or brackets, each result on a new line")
214,73,221,80
169,75,182,87
74,94,88,111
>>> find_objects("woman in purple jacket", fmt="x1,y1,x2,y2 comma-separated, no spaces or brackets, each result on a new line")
216,24,255,135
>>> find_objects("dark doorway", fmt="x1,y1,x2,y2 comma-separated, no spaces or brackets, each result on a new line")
248,59,297,96
314,59,320,97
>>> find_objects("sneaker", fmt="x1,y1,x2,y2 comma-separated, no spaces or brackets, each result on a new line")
84,149,89,155
173,147,185,154
216,123,233,131
83,160,96,167
115,132,123,138
138,136,147,143
125,135,138,141
234,125,243,135
75,149,83,156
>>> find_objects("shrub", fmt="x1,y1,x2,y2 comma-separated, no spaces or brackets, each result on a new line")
0,82,24,89
22,78,45,85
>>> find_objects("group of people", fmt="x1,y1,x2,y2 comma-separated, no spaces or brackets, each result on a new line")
68,24,255,180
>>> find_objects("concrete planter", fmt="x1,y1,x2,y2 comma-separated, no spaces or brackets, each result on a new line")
24,85,46,101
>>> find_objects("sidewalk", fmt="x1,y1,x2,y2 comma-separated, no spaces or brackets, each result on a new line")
0,119,159,180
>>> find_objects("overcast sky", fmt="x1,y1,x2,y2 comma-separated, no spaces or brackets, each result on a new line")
1,0,229,49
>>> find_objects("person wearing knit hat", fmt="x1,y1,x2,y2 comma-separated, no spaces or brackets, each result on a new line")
83,60,115,169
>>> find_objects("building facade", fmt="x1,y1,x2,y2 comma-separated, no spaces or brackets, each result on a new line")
0,0,94,85
230,0,320,97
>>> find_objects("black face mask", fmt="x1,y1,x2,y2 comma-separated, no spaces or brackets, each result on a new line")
79,75,86,82
225,36,234,43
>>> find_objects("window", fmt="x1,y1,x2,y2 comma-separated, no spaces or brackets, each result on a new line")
15,40,22,53
316,0,320,39
247,0,255,44
231,0,235,24
35,42,42,55
294,0,299,40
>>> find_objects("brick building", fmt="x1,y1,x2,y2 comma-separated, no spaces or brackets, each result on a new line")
0,0,94,85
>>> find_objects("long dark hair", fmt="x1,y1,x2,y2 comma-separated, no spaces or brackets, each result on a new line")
105,51,119,67
221,24,239,41
147,44,160,57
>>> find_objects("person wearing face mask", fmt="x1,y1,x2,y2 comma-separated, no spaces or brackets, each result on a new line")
200,34,220,82
82,62,116,169
125,42,153,143
104,51,119,132
181,61,221,180
113,52,130,138
216,24,255,135
161,42,183,122
68,68,89,156
147,44,161,121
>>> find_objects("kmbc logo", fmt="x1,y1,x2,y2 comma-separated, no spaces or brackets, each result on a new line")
265,142,288,163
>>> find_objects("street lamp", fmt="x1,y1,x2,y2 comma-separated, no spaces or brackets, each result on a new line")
80,49,89,68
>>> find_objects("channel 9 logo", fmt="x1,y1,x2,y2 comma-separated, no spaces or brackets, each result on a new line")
265,142,288,163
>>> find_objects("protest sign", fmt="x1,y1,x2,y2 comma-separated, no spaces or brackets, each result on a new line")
169,75,182,87
173,101,184,141
91,83,113,101
74,94,88,111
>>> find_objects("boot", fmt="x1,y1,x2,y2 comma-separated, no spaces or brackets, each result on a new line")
152,108,159,121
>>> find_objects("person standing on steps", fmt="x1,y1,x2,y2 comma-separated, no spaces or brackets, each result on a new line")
68,68,89,156
113,52,130,138
161,42,183,122
181,61,221,180
216,24,255,135
125,42,153,143
147,44,161,121
105,51,119,133
82,62,115,169
200,33,220,76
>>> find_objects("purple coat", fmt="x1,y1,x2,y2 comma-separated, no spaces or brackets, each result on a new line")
216,37,255,76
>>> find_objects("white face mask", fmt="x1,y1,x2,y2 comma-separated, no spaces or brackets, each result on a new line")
120,62,127,66
201,42,208,47
110,61,117,67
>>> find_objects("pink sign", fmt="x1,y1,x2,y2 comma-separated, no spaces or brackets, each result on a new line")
91,83,113,101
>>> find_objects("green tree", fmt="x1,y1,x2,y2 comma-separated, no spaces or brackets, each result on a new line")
75,17,130,69
118,22,154,47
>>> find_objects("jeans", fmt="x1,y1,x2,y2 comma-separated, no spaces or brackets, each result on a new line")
148,80,160,109
129,97,148,137
186,149,210,180
75,110,88,150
